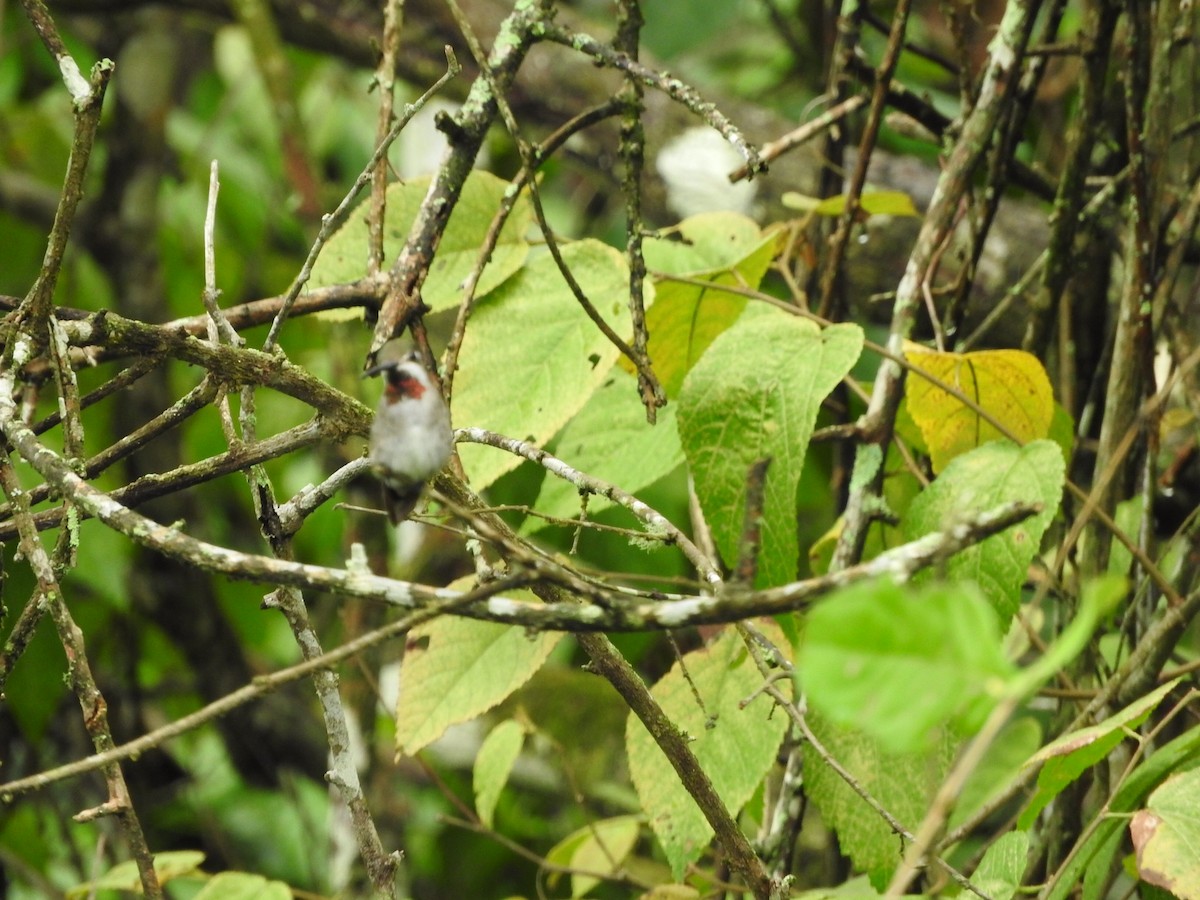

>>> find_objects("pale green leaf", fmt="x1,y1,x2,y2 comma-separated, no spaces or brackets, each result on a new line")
972,831,1030,900
194,873,292,900
640,885,702,900
1131,768,1200,900
678,311,863,586
903,440,1065,625
67,851,206,897
803,578,1013,753
626,625,791,880
310,170,531,314
791,875,882,900
529,368,683,526
642,211,770,274
474,719,526,829
545,815,641,898
780,191,820,212
396,604,561,755
453,240,631,490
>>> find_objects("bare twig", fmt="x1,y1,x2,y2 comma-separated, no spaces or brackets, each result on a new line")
539,23,765,177
368,0,406,276
729,95,867,183
615,0,665,422
13,56,112,334
817,0,913,318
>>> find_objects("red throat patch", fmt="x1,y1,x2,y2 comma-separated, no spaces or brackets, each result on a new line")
386,370,427,402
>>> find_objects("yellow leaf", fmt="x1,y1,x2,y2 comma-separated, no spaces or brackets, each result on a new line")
905,348,1054,473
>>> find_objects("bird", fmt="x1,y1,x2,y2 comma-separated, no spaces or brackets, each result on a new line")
365,351,454,523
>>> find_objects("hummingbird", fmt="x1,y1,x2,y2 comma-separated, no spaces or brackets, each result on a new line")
365,351,454,523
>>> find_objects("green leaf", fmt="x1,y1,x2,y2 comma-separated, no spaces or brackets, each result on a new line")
1108,494,1145,578
310,170,532,315
783,191,919,218
972,831,1030,900
1018,676,1181,830
1131,767,1200,900
635,212,780,397
678,311,863,586
396,602,561,755
453,240,631,490
803,713,955,889
642,211,771,274
529,368,683,527
194,872,293,900
905,348,1055,473
813,191,920,218
802,578,1013,753
903,439,1065,625
474,719,526,829
545,815,641,898
626,625,791,880
1048,401,1075,467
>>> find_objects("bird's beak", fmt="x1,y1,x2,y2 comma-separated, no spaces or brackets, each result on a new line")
363,361,395,379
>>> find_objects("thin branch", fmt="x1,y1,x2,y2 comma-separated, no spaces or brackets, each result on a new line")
615,0,665,422
832,0,1042,571
13,57,112,334
729,95,867,183
539,23,765,176
0,418,328,541
367,0,406,276
817,0,913,318
441,98,625,399
18,0,93,103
